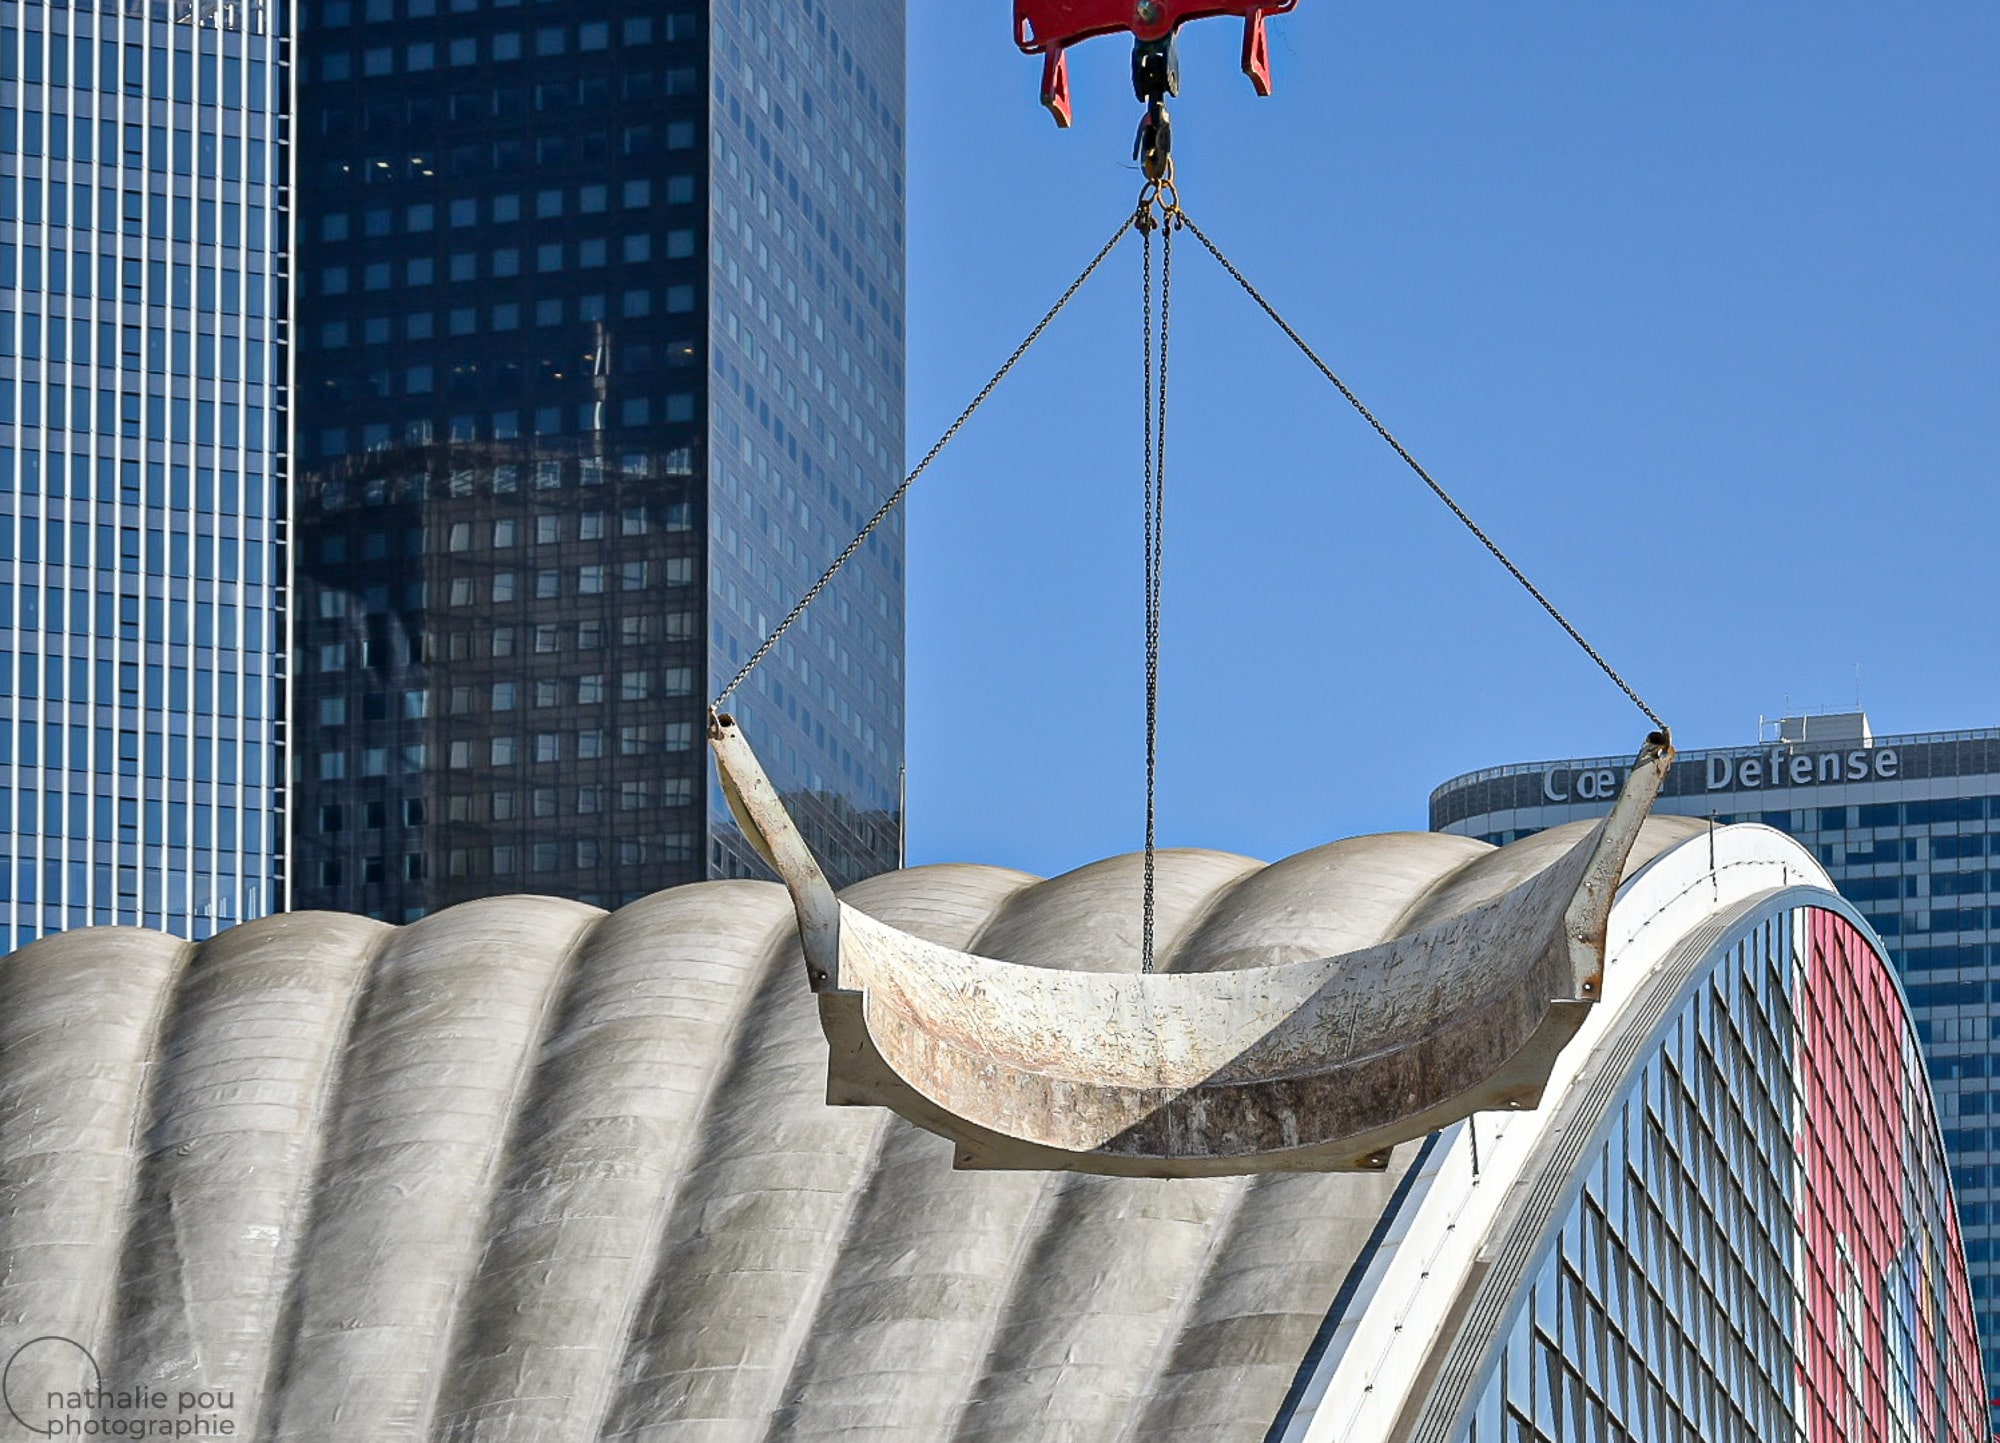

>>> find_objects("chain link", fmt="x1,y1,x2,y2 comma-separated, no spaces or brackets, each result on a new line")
712,211,1138,712
1140,208,1179,974
1176,210,1669,737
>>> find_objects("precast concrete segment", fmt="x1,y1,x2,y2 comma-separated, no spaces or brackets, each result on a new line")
760,864,1045,1443
100,912,391,1428
596,910,896,1438
1169,835,1491,974
262,898,603,1441
947,1171,1243,1443
967,849,1266,974
1124,1155,1424,1440
429,882,800,1443
0,928,191,1410
710,716,1674,1175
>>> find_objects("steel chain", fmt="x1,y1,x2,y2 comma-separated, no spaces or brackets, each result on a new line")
712,212,1138,712
1141,206,1179,974
1176,210,1669,736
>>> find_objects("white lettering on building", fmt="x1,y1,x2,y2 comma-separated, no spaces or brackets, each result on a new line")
1537,747,1901,806
1700,748,1898,792
1541,767,1619,803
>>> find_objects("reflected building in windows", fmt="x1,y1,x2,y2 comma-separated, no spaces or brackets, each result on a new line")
292,0,906,916
0,2,289,945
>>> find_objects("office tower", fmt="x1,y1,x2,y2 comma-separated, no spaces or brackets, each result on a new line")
0,1,290,945
1431,712,2000,1419
291,0,906,918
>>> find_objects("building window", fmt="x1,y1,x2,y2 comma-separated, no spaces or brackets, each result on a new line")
577,675,604,704
492,738,518,766
534,734,560,763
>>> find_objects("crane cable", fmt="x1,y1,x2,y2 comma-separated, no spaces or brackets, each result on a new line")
1138,176,1178,974
1174,210,1668,737
709,176,1669,920
710,211,1135,712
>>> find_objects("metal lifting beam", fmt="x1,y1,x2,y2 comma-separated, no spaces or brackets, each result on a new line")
1014,1,1299,128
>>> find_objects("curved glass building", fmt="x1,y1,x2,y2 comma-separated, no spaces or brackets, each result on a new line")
1279,825,1986,1441
1430,714,2000,1429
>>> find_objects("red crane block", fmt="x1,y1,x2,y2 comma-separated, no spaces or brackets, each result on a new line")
1014,1,1299,126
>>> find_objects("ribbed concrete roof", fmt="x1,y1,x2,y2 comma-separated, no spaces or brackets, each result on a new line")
0,817,1705,1441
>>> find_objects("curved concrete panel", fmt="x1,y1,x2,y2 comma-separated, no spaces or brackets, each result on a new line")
712,717,1676,1174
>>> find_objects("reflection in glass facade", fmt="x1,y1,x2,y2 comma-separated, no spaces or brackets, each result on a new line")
1435,904,1985,1441
1432,719,2000,1419
0,2,289,944
704,0,905,887
292,0,904,918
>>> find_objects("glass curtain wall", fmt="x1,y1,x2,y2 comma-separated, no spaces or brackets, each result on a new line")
0,0,290,945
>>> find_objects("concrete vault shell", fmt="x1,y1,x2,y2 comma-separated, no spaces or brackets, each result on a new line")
0,818,1704,1441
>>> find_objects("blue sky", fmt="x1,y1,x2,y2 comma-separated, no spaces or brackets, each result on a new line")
895,5,2000,875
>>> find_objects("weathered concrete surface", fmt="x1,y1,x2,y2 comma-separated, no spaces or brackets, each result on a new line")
0,875,1439,1442
0,806,1698,1440
715,718,1677,1175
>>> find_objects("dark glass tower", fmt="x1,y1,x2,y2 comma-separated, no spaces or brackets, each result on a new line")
292,0,905,918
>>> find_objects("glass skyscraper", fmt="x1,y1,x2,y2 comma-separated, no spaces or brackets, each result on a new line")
290,0,905,919
0,0,290,945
